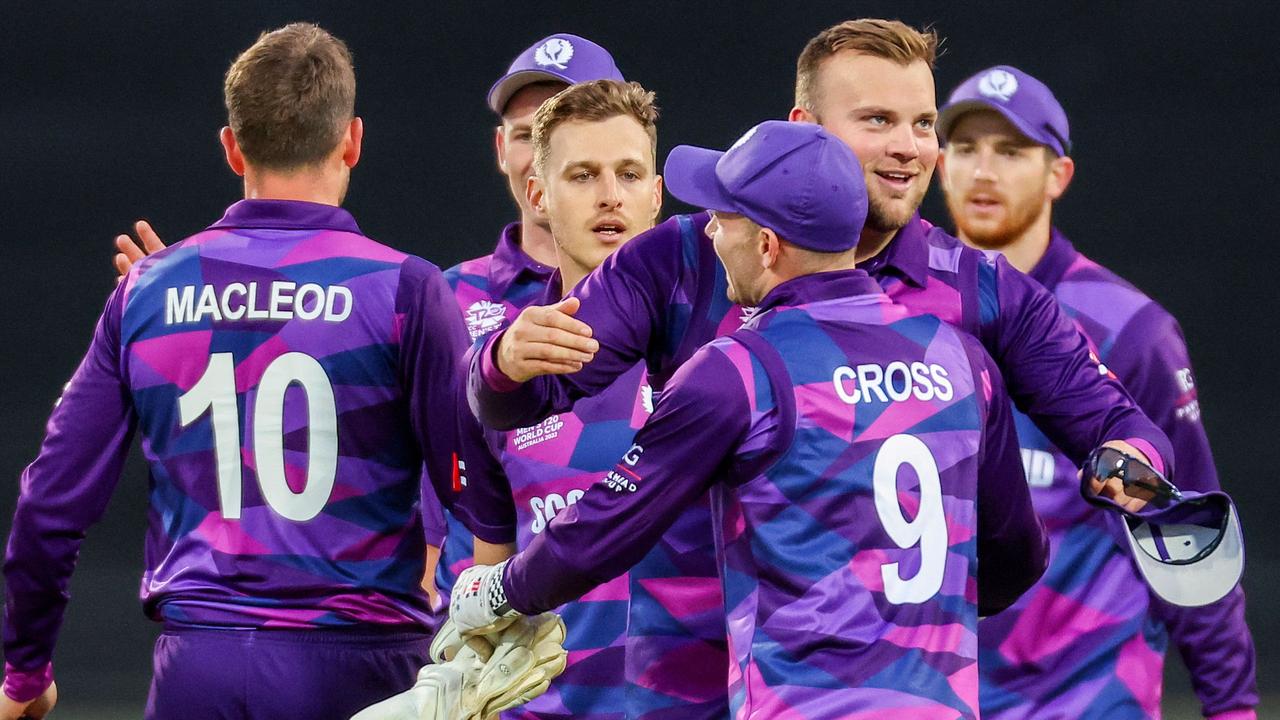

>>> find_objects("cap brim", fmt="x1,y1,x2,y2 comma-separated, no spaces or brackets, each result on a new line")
938,99,1065,156
1125,499,1244,607
663,145,738,214
487,70,574,114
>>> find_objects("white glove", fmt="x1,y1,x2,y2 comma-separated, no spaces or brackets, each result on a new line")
450,561,520,637
349,655,471,720
460,613,568,720
351,614,568,720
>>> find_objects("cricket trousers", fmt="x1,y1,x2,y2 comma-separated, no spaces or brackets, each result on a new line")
145,624,431,720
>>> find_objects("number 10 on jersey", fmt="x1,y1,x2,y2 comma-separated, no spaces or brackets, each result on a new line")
178,352,338,521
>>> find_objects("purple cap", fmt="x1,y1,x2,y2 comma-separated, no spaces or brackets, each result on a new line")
487,34,624,114
938,66,1071,156
664,121,867,253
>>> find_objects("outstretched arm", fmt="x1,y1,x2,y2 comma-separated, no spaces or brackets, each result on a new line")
470,214,709,430
982,255,1174,474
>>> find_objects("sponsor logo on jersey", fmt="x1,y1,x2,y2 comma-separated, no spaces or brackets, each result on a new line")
978,69,1019,101
603,446,644,494
534,38,574,69
452,454,467,492
1088,349,1117,380
640,385,654,414
512,414,565,450
833,362,954,404
603,465,640,494
1174,367,1201,422
1021,448,1056,488
465,299,507,339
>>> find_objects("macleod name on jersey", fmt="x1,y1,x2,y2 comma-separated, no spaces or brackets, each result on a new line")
165,281,353,325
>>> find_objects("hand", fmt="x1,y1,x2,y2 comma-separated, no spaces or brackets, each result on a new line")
114,220,166,282
495,297,599,383
1084,440,1153,512
0,681,57,720
450,562,519,637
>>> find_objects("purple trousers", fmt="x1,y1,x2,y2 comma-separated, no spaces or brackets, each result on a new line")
145,625,430,720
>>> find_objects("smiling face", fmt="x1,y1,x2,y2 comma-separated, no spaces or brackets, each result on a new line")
939,109,1071,250
530,115,662,288
801,52,939,243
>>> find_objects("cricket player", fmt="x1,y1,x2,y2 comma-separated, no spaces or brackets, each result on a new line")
936,65,1258,720
451,119,1050,720
436,32,625,600
470,19,1176,487
447,77,729,719
1,24,511,720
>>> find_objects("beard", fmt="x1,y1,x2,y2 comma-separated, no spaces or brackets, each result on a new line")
865,180,929,234
948,191,1047,250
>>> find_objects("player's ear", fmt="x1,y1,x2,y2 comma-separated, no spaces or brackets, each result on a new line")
789,106,818,125
936,150,951,193
342,117,363,169
650,175,664,224
1047,154,1075,200
760,227,782,269
495,126,509,172
527,175,550,223
220,127,246,176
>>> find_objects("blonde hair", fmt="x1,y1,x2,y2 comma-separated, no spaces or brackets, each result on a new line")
532,79,659,176
795,19,939,114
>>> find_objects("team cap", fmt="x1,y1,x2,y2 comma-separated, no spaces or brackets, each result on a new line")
488,33,624,114
1085,485,1245,607
664,120,867,253
938,65,1071,156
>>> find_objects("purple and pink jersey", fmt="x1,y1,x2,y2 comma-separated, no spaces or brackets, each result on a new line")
471,211,1172,716
977,230,1257,719
472,212,1173,473
2,200,510,697
442,222,727,712
439,223,556,597
501,270,1048,719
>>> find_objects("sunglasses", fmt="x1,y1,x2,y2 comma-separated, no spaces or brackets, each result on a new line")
1084,446,1183,507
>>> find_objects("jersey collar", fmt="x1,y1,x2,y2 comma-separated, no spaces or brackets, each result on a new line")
209,199,363,234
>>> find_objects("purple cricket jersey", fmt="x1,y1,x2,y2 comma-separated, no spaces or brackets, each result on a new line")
444,225,725,719
438,223,556,598
471,212,1173,470
1,200,511,699
977,230,1258,720
470,211,1172,716
501,270,1048,719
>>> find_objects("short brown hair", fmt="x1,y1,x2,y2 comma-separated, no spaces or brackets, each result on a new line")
795,19,940,113
532,80,659,176
224,23,356,170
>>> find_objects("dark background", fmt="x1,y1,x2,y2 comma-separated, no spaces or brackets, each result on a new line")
2,1,1276,715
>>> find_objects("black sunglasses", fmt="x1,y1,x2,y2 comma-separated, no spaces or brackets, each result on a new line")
1084,446,1183,507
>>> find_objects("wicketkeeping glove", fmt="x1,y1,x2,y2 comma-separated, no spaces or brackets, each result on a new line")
349,651,475,720
460,613,568,720
450,561,520,637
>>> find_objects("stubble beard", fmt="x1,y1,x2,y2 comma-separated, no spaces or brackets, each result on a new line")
866,180,928,235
